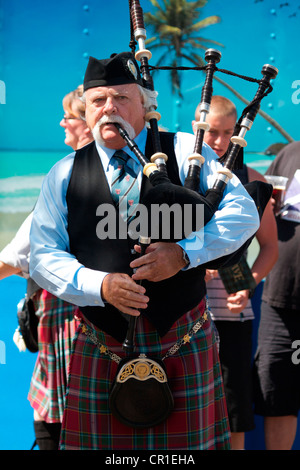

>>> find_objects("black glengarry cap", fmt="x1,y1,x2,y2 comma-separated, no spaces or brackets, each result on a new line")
83,52,144,91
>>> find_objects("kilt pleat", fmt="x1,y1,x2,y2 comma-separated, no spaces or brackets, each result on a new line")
60,299,231,450
28,290,79,423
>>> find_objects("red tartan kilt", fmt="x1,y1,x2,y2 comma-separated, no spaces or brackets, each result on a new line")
60,299,231,450
28,290,80,423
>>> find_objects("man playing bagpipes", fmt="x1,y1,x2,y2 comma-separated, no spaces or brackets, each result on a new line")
29,51,263,450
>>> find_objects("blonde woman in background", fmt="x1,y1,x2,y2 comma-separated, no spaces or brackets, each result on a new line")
0,85,93,450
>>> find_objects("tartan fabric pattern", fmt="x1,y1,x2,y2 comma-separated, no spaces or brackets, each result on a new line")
28,290,79,423
60,300,231,450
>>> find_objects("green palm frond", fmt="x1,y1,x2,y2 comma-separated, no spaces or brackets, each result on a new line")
181,52,205,66
143,0,294,140
191,16,221,31
148,0,163,9
187,37,224,47
158,25,182,35
144,0,222,96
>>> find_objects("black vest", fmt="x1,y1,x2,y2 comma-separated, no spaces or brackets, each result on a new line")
66,131,206,342
234,165,249,186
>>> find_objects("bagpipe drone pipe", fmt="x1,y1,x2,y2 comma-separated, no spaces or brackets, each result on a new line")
120,3,276,259
115,0,277,355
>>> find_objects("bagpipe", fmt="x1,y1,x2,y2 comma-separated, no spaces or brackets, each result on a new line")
117,1,276,242
109,0,277,428
120,0,278,346
119,0,277,352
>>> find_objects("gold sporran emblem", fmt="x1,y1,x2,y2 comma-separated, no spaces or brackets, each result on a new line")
135,362,150,379
117,354,167,383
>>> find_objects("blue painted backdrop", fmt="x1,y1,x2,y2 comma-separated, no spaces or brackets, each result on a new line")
1,0,299,152
0,0,300,451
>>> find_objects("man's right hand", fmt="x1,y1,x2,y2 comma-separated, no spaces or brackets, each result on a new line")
101,272,149,316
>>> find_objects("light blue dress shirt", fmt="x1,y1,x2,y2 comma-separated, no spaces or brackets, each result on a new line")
29,127,259,307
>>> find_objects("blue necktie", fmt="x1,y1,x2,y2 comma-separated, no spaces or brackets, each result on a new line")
111,150,139,222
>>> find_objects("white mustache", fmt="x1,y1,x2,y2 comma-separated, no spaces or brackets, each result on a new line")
92,115,136,144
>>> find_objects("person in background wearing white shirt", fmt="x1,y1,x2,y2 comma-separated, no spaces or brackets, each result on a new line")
0,84,93,450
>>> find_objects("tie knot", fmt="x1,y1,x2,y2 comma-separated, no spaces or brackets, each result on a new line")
112,150,137,178
112,150,129,167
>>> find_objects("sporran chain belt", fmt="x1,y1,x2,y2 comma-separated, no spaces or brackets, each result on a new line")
79,302,209,364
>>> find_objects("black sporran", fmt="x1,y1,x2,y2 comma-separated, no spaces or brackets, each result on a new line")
17,297,39,353
109,354,174,428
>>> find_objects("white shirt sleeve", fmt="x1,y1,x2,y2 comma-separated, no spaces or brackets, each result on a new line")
0,212,33,278
29,152,107,307
174,132,260,266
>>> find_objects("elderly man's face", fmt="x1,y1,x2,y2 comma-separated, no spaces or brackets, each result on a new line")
85,84,146,149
